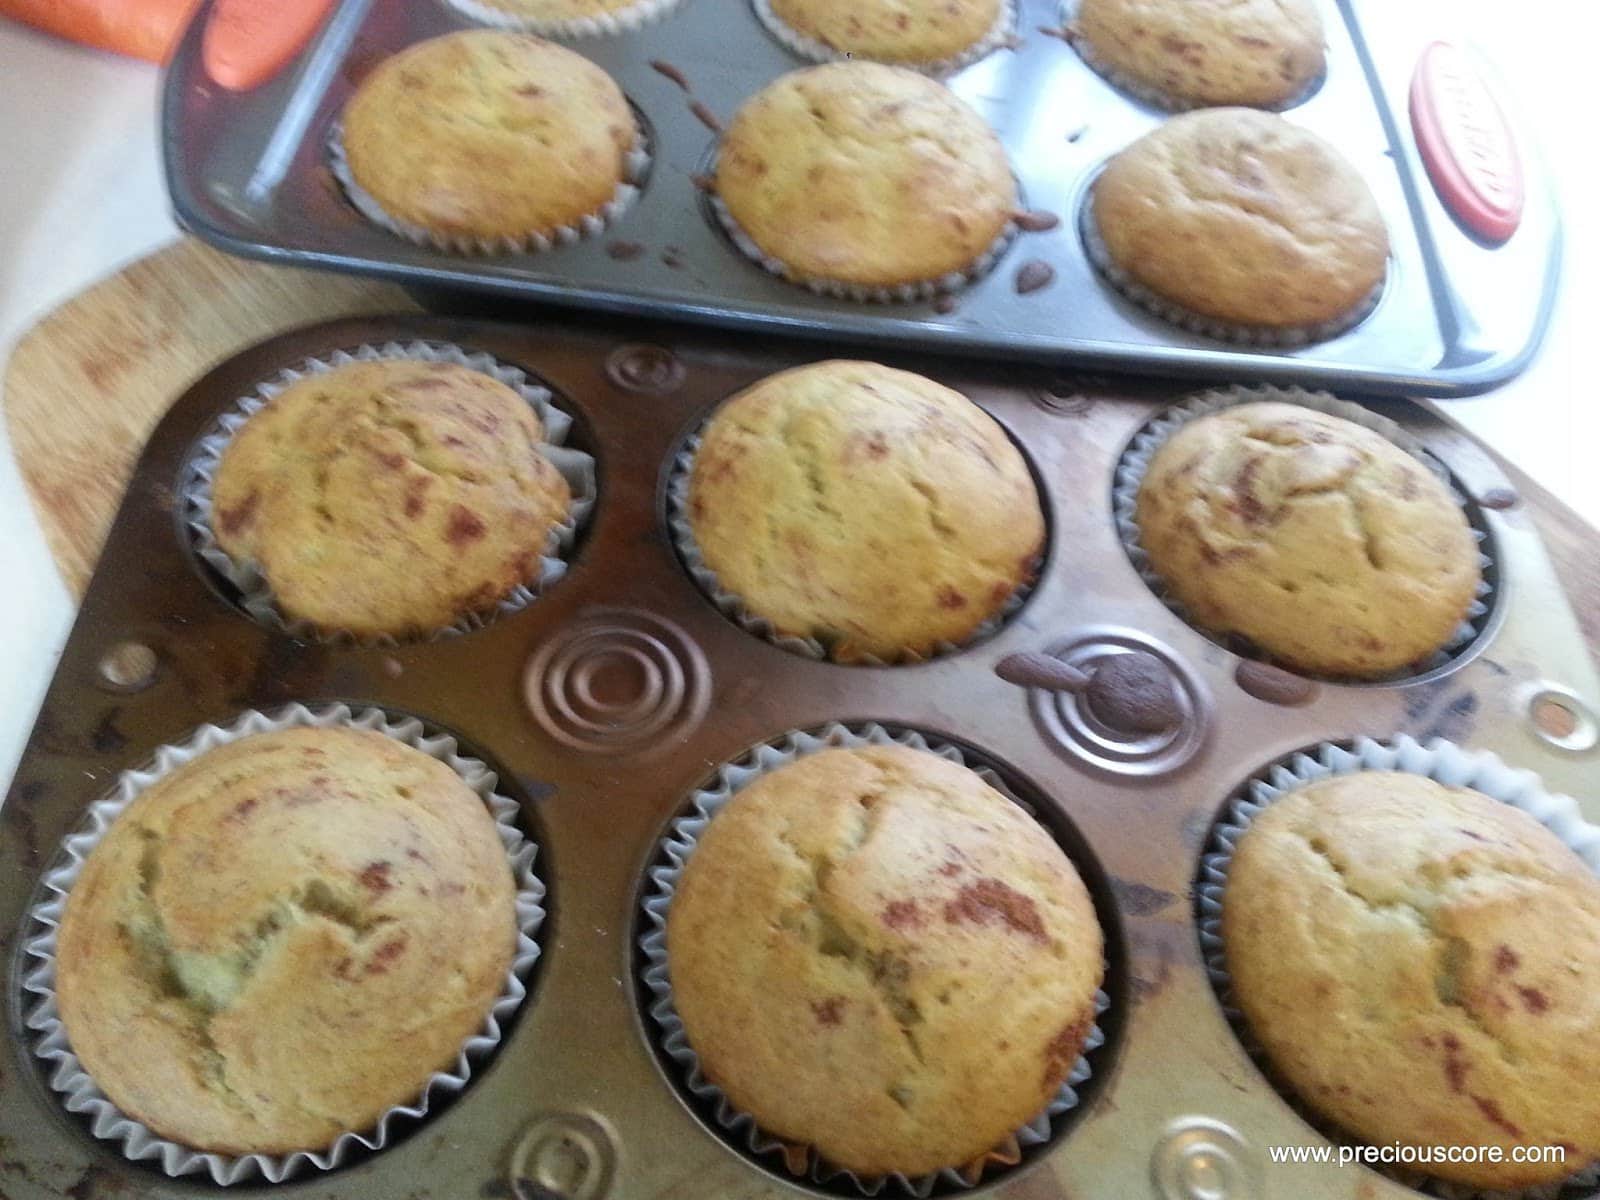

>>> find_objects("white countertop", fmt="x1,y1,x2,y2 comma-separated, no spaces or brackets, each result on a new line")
0,4,1596,790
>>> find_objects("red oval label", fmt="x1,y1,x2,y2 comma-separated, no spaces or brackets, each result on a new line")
1410,41,1525,243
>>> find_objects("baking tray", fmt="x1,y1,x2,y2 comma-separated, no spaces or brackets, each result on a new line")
161,0,1561,399
3,312,1597,1199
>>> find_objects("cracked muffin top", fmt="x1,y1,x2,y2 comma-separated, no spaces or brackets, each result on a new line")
1223,772,1600,1189
715,63,1016,287
212,359,571,638
54,728,516,1156
1135,402,1479,677
667,745,1104,1178
765,0,1006,66
687,360,1044,661
341,30,636,242
1090,108,1388,331
1072,0,1325,109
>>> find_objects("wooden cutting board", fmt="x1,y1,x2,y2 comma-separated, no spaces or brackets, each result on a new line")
5,236,1598,659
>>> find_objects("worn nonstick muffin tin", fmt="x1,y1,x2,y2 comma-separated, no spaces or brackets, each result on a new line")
162,0,1560,398
3,312,1598,1200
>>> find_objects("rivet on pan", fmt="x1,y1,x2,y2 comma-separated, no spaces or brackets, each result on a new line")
96,641,158,693
605,344,686,395
1152,1117,1258,1200
510,1112,617,1200
1035,388,1095,416
1521,684,1599,753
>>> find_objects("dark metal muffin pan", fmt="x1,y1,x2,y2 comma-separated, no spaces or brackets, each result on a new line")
162,0,1560,397
4,312,1598,1200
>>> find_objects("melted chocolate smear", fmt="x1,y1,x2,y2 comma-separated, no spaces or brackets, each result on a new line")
661,246,686,268
690,101,722,133
606,240,646,261
933,294,958,315
1015,260,1056,294
650,59,692,92
1014,209,1061,233
690,173,716,194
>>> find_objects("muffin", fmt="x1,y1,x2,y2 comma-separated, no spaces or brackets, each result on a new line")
715,63,1016,292
339,30,638,246
1134,401,1479,678
1223,772,1600,1189
211,358,571,639
758,0,1008,68
1089,109,1388,337
1071,0,1325,109
446,0,676,35
55,728,516,1156
686,360,1044,661
668,745,1104,1178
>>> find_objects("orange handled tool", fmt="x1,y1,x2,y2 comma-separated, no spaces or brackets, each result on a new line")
202,0,338,91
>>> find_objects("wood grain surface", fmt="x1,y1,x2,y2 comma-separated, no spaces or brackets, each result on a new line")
2,237,1596,662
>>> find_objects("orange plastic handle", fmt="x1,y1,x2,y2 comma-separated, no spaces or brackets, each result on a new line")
202,0,335,90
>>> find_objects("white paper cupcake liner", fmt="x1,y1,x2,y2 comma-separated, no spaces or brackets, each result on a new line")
183,340,598,646
1059,0,1324,112
638,721,1110,1196
1079,195,1384,347
1196,734,1600,1200
709,186,1017,304
20,701,546,1187
665,427,1036,665
1111,384,1497,684
752,0,1016,75
330,123,651,256
441,0,683,37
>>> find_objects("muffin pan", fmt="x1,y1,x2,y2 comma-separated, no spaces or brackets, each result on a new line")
3,312,1598,1200
162,0,1558,397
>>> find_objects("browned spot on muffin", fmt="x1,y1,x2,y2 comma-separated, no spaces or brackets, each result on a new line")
403,476,430,519
1042,1013,1090,1086
937,586,966,610
811,996,846,1025
944,878,1047,942
939,858,963,877
359,861,394,893
882,899,924,930
1442,1032,1467,1092
447,505,488,546
377,450,407,470
218,489,260,535
369,936,408,974
515,84,544,98
1517,986,1550,1013
1471,1094,1523,1138
1495,944,1520,972
1231,455,1267,523
230,796,259,821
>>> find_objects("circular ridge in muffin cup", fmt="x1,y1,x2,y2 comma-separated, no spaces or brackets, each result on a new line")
638,720,1111,1197
1110,384,1497,685
751,0,1016,76
19,701,546,1186
1078,193,1383,347
706,164,1019,303
440,0,684,36
1196,734,1600,1200
664,422,1037,665
183,340,598,646
330,122,651,256
1058,0,1325,112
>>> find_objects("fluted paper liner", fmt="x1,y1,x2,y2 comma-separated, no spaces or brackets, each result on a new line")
666,426,1035,665
1111,384,1496,684
442,0,683,37
21,702,546,1186
183,340,597,646
639,721,1110,1196
1196,734,1600,1200
331,123,651,256
752,0,1016,76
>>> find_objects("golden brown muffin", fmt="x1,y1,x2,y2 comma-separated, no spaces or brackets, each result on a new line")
1223,772,1600,1189
340,31,636,243
668,745,1104,1177
716,63,1016,288
1135,402,1478,677
1091,109,1388,332
212,359,571,639
1072,0,1324,109
55,728,517,1156
765,0,1006,65
687,360,1044,660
